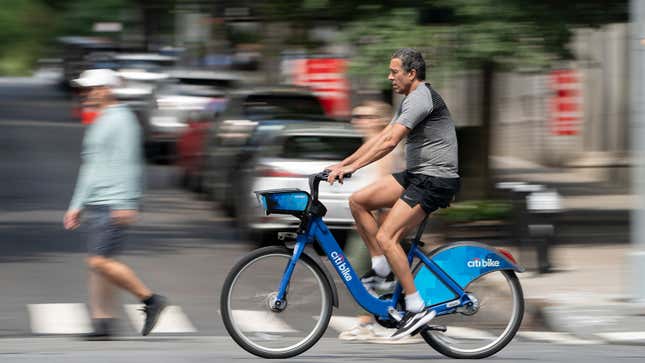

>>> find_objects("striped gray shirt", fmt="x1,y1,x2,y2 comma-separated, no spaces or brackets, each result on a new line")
392,83,459,178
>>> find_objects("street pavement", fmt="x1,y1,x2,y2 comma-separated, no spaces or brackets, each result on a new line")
1,77,644,360
2,337,645,363
519,244,645,345
3,336,645,363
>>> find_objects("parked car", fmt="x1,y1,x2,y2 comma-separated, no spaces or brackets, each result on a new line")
201,86,331,214
234,122,377,244
176,99,229,191
70,53,172,126
145,71,237,163
57,36,117,90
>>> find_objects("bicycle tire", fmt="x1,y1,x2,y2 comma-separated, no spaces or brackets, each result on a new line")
419,269,524,359
220,246,333,358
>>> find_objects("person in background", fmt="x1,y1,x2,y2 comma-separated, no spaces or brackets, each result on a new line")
64,69,168,339
338,101,417,343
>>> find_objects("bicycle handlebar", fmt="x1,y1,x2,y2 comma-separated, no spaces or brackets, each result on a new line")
308,170,352,201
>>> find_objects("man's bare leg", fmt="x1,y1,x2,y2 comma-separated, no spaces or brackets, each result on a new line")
89,270,117,319
375,200,428,295
86,256,152,300
349,175,404,257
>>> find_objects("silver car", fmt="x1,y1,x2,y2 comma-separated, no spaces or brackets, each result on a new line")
236,122,381,243
144,71,236,162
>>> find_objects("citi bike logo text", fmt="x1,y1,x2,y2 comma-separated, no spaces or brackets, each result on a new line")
330,251,353,282
467,257,500,268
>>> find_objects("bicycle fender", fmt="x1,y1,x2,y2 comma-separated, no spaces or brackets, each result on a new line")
303,245,339,308
427,241,524,289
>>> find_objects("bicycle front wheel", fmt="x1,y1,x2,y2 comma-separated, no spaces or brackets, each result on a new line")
220,246,333,358
421,270,524,359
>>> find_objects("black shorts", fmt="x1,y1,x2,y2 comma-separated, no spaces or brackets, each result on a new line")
393,171,460,214
84,205,127,257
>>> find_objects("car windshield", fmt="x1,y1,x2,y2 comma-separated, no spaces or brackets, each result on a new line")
281,135,362,160
177,77,236,88
243,95,325,117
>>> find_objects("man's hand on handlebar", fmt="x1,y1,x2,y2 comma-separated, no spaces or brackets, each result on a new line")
325,165,355,185
324,163,342,172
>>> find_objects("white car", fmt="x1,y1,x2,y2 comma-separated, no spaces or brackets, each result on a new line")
235,122,380,243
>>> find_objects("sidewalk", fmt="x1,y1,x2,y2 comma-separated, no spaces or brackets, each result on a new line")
517,243,645,345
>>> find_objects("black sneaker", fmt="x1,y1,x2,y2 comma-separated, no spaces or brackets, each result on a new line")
140,294,168,336
390,309,437,340
81,318,115,341
361,269,396,291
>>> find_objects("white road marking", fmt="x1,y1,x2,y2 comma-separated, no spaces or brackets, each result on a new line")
518,331,600,345
27,303,92,334
124,304,197,333
440,326,496,340
596,331,645,343
229,309,298,333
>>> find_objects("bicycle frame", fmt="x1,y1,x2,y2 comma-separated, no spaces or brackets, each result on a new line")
274,215,474,320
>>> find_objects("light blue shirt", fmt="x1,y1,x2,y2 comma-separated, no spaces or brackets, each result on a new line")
69,104,144,210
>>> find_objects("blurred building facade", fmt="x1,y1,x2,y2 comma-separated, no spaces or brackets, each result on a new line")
428,23,630,188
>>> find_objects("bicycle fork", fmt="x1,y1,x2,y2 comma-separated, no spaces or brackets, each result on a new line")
271,237,308,312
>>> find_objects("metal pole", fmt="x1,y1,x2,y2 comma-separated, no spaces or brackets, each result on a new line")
629,0,645,302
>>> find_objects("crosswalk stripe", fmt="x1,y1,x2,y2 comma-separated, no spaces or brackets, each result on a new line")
27,303,92,334
230,309,298,333
22,305,608,345
595,331,645,342
440,326,495,340
518,331,600,345
124,305,196,334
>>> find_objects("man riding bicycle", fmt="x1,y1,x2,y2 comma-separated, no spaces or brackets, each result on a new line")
326,48,460,339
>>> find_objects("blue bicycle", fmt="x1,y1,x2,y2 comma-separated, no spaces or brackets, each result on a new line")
220,171,524,359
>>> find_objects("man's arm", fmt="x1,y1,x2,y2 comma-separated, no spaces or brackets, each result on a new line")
327,124,408,183
65,127,99,230
337,124,392,167
352,124,408,169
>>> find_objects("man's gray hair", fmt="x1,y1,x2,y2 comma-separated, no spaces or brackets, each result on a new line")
391,48,426,81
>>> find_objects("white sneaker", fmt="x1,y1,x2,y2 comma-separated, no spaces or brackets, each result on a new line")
338,323,379,341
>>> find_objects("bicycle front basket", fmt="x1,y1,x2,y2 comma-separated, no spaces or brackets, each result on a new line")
255,189,311,215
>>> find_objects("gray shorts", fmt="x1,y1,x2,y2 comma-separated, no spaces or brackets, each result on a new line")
84,205,127,257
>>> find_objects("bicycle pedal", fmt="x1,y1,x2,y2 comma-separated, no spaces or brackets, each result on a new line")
388,307,403,322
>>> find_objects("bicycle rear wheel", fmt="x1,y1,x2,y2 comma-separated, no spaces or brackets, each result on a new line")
220,246,333,358
420,270,524,359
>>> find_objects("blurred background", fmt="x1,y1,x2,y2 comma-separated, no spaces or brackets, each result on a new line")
2,0,645,353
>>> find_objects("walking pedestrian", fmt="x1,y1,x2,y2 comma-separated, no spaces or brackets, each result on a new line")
64,69,168,339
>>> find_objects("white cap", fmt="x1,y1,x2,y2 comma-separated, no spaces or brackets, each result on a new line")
72,69,121,88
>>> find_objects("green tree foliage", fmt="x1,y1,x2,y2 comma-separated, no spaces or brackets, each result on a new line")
54,0,136,37
0,0,55,75
0,0,136,75
342,0,627,88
